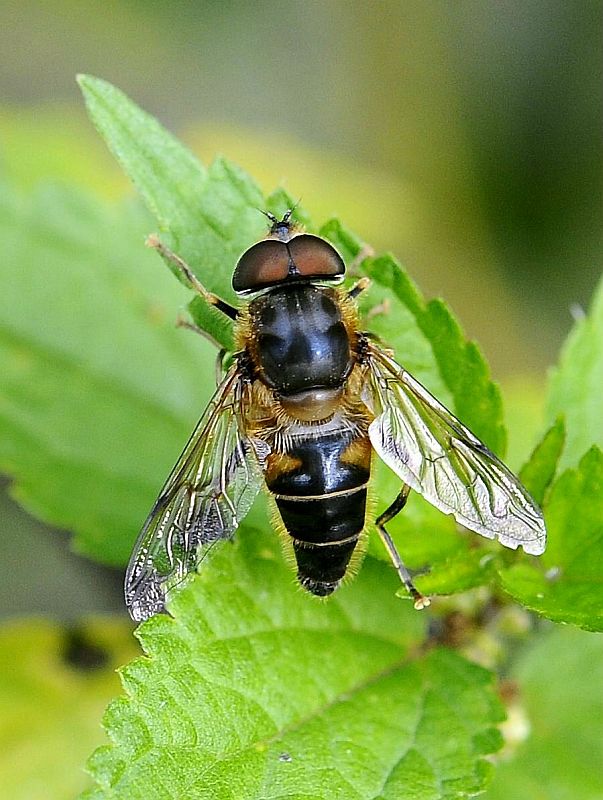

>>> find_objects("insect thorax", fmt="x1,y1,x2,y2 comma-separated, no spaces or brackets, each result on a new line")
244,284,356,398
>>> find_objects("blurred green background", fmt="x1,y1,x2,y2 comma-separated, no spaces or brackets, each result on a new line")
0,2,601,797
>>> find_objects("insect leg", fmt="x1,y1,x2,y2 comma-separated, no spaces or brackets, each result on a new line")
214,349,228,385
176,314,222,346
366,297,391,321
175,315,227,384
348,276,371,299
347,243,375,277
376,485,430,609
147,234,239,320
347,270,391,319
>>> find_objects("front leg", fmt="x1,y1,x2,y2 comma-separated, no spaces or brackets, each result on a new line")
176,315,228,386
147,234,239,320
347,276,371,300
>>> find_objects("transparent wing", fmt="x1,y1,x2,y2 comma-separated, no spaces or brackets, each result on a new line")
364,345,546,555
125,366,270,622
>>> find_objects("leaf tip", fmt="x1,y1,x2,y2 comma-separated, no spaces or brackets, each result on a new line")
76,74,117,104
76,73,98,92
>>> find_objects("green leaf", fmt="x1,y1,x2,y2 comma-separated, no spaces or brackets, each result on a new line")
76,75,207,232
519,417,565,506
83,528,504,800
0,618,137,800
77,74,267,350
412,549,495,597
484,625,603,800
499,446,603,631
365,261,505,456
0,180,217,564
546,274,603,470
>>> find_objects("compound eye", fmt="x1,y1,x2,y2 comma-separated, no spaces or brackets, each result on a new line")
233,240,289,293
287,235,345,279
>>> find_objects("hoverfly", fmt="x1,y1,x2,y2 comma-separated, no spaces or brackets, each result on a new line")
125,212,546,622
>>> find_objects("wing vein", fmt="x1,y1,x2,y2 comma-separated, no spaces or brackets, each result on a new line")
124,366,270,622
365,344,546,555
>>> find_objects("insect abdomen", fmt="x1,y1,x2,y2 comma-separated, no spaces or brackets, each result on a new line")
265,427,371,596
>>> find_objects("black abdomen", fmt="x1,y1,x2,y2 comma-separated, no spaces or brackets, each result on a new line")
265,425,371,596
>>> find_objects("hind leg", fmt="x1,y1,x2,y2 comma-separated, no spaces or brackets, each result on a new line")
376,485,430,609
